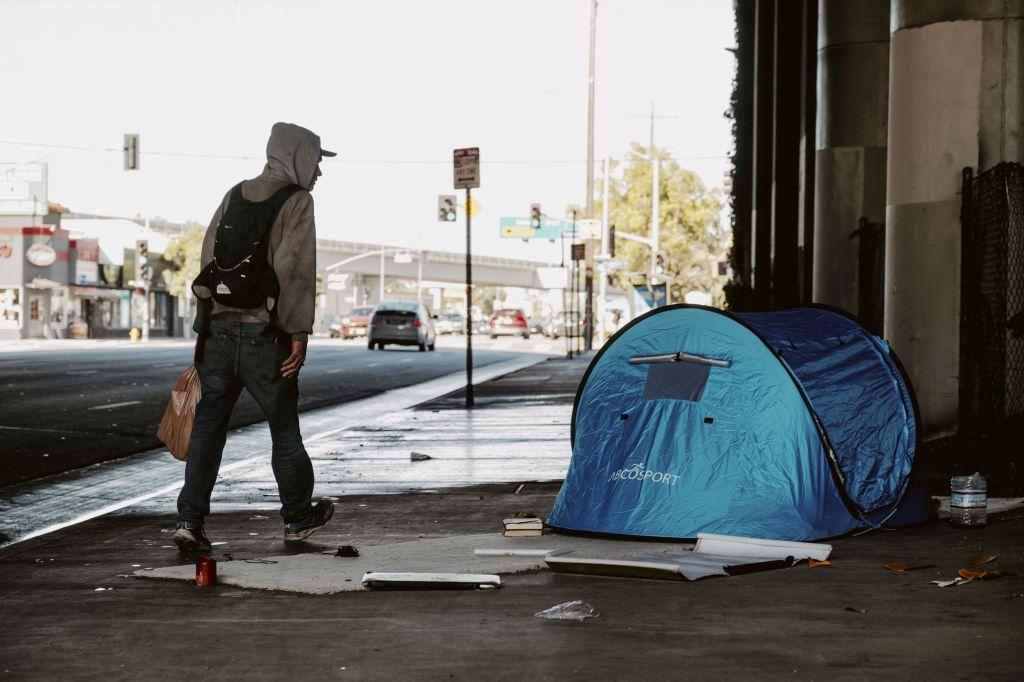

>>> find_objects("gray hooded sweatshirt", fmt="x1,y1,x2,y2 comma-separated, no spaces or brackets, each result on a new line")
197,123,321,342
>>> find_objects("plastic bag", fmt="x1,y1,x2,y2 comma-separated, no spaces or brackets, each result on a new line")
156,364,202,460
534,600,599,621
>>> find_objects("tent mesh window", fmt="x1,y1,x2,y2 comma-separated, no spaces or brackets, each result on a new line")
642,361,712,402
960,163,1024,439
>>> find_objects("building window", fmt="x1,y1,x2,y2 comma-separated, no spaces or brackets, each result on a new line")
1,288,21,324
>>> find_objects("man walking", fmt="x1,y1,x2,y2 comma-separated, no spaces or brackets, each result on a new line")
173,122,335,551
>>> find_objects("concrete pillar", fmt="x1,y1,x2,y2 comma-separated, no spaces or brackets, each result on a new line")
363,275,381,306
885,0,1024,437
813,0,890,315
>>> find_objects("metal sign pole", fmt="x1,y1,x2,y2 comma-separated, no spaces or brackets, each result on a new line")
453,147,479,408
465,186,474,408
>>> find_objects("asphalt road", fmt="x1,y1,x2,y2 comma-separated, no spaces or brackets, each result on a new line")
0,338,531,488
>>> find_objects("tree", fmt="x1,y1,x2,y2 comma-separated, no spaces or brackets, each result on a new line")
161,222,205,299
598,143,727,306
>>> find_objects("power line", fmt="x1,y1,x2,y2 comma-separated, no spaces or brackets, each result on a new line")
0,139,727,165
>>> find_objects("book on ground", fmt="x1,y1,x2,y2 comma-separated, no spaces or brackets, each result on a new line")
503,529,543,537
503,517,543,530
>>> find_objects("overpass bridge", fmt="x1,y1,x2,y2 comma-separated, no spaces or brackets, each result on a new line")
315,238,560,291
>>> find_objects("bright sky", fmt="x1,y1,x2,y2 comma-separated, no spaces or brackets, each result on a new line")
2,0,735,262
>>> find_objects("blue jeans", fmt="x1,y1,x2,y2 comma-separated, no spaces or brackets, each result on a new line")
176,321,313,524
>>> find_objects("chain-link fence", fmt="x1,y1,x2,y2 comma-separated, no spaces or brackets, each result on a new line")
960,163,1024,438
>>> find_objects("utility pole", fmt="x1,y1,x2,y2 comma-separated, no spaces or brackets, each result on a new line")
379,251,386,304
598,155,610,343
416,250,423,305
649,103,660,280
581,0,598,351
585,0,597,219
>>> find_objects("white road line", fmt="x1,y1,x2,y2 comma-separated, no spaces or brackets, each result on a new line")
326,368,344,374
89,400,143,410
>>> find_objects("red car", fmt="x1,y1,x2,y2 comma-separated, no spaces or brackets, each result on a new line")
330,306,374,339
489,307,530,339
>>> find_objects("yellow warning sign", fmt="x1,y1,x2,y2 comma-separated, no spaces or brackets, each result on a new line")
461,196,483,219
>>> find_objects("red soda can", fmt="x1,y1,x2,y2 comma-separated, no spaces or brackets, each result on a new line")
196,555,217,587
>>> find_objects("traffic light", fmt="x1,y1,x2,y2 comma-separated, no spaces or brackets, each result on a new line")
136,239,149,282
654,251,666,275
437,194,457,222
124,133,140,171
530,203,542,229
608,224,616,257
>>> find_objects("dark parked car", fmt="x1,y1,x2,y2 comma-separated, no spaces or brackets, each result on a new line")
368,300,437,351
489,307,530,339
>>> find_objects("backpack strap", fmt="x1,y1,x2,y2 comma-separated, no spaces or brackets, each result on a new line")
262,183,304,211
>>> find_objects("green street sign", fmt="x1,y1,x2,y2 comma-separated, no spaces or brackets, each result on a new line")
500,216,568,240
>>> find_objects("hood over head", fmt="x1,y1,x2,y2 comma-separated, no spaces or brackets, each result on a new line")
264,122,329,190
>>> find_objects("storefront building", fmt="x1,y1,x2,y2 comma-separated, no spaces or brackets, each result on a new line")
0,220,72,341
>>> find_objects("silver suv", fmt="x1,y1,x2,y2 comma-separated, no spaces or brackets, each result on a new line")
368,300,437,352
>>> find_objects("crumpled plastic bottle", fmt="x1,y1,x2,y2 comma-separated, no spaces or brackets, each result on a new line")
534,600,600,621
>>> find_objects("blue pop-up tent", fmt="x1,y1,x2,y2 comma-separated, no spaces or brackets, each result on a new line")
548,305,934,541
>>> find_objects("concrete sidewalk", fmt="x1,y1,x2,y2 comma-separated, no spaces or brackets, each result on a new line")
2,482,1022,679
1,353,1022,679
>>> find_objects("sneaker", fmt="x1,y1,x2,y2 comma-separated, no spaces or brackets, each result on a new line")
173,521,212,552
284,500,335,542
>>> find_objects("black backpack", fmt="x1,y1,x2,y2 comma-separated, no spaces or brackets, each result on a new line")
192,182,303,310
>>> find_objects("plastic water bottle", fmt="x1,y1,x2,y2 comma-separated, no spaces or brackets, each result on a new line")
950,472,987,527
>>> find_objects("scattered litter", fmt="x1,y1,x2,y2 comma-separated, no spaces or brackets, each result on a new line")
932,578,970,588
196,556,217,587
131,564,141,568
845,607,866,614
808,559,831,568
211,541,228,546
242,558,278,565
694,533,832,562
544,533,825,582
336,545,360,558
548,548,798,581
160,528,174,533
958,568,1003,581
410,452,432,462
357,504,367,508
475,548,568,558
534,600,599,621
248,533,259,536
361,572,500,590
160,545,174,549
514,483,526,494
93,587,113,592
547,555,689,580
884,562,936,572
966,554,999,565
248,515,269,520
